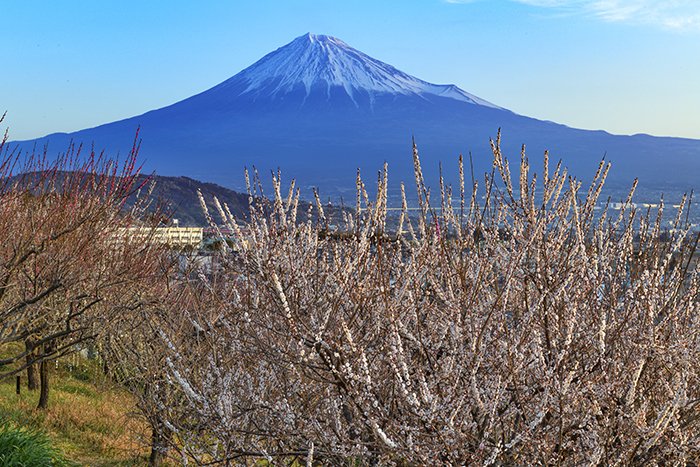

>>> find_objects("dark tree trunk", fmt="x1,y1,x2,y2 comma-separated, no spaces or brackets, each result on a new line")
27,361,38,391
148,419,169,466
37,343,52,410
25,340,38,391
102,356,110,376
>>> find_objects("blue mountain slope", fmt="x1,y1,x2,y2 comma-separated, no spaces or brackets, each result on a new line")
11,33,700,197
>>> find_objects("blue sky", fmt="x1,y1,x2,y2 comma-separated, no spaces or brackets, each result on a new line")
2,0,699,140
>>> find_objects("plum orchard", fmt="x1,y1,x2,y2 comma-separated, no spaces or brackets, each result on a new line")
0,121,167,411
154,134,699,465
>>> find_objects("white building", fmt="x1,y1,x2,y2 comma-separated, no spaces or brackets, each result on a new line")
117,226,204,248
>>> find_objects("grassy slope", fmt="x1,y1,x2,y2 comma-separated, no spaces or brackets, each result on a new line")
0,347,150,466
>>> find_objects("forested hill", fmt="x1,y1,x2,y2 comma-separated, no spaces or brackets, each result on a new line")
134,174,250,226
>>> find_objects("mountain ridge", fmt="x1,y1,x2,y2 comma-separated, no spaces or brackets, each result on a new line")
10,33,700,198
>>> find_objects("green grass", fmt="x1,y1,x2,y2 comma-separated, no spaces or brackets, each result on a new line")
0,348,152,466
0,423,74,466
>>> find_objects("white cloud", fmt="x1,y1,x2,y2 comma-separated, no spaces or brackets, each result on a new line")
445,0,700,31
514,0,575,6
512,0,700,31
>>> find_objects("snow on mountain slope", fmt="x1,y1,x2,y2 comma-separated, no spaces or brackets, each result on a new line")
216,33,500,108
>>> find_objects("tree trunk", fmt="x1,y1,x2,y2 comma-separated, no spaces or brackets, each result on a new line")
27,361,38,391
148,420,169,466
25,340,38,391
37,343,52,409
102,356,110,376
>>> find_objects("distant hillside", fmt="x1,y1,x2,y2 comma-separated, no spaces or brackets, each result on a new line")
6,170,347,227
136,174,250,226
4,170,249,226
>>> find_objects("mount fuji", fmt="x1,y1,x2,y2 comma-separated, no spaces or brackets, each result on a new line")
11,33,700,197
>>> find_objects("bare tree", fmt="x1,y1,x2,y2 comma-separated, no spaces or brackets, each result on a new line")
0,123,163,409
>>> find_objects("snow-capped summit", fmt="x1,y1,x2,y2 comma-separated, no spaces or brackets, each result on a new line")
214,33,499,108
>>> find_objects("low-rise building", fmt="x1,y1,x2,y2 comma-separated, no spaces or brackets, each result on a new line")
117,226,204,248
